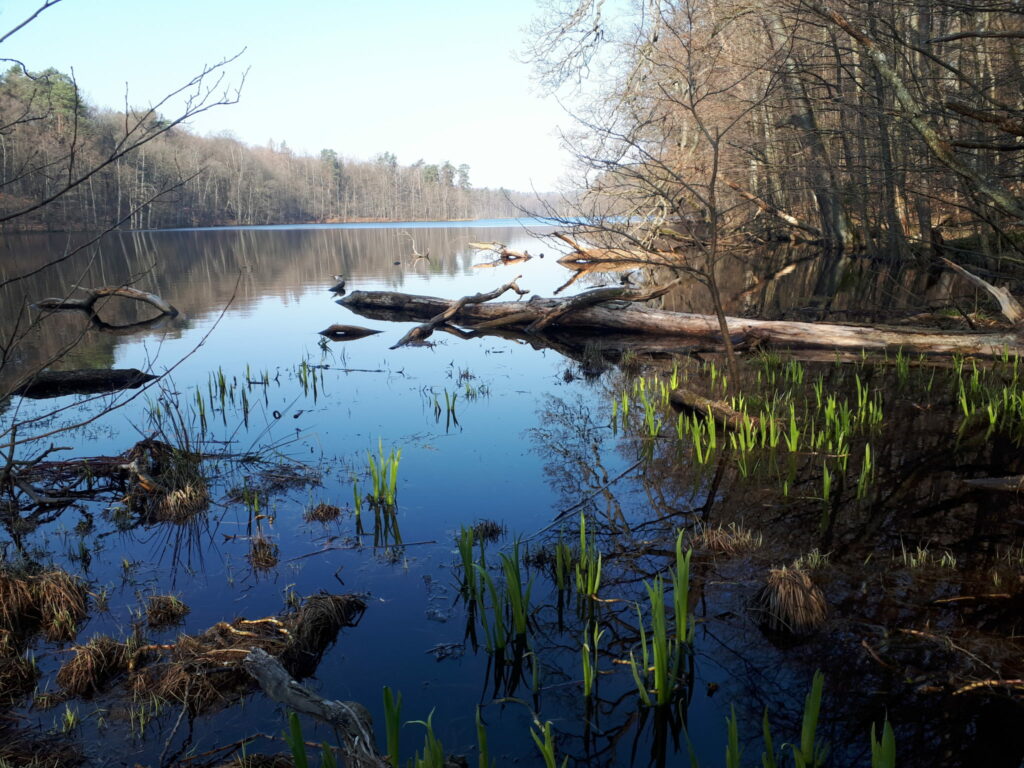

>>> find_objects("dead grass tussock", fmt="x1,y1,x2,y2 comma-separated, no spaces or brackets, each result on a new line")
0,654,39,704
55,635,129,697
471,519,505,543
304,502,341,523
0,567,87,644
146,595,190,628
752,566,828,637
692,522,762,555
154,480,210,523
247,536,279,571
0,723,82,768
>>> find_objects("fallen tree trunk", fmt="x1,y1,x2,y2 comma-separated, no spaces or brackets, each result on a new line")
12,368,158,398
33,286,179,317
340,288,1024,357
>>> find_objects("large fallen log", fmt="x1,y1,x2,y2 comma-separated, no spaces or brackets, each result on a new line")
340,288,1024,357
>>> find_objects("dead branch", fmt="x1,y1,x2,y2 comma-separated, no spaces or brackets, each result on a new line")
33,286,179,317
389,279,528,349
526,278,681,332
941,258,1024,326
243,648,387,767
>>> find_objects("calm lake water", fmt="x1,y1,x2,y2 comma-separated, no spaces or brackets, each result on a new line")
0,222,1021,767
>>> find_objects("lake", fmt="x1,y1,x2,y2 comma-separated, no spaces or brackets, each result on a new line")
0,221,1021,767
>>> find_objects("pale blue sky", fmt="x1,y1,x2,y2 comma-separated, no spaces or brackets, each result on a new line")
1,0,573,191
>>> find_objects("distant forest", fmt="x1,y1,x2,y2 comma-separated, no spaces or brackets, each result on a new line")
0,66,552,231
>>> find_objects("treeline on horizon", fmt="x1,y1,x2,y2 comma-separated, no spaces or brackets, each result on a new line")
0,65,556,232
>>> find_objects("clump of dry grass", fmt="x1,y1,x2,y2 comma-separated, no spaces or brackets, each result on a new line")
471,519,505,543
247,536,279,571
146,595,190,629
304,502,341,523
55,635,129,697
0,654,39,704
36,570,88,642
0,567,87,644
691,522,762,555
751,566,828,637
155,480,210,523
0,722,81,768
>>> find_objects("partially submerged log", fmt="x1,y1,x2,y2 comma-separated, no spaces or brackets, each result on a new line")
340,287,1024,357
670,388,766,431
12,368,158,399
469,240,531,267
318,324,381,340
33,286,179,317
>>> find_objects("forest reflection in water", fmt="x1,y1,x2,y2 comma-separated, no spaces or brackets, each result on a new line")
0,224,1020,767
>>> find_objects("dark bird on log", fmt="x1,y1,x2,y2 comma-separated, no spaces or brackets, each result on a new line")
329,276,346,292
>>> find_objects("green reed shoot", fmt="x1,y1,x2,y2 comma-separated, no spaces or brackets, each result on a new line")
725,705,742,768
367,439,402,507
870,719,896,768
475,563,507,652
856,443,873,500
628,603,651,707
457,526,477,600
382,686,402,768
476,706,493,768
581,620,603,698
531,720,568,768
499,539,533,638
645,576,672,705
575,514,602,606
673,532,694,645
554,538,573,591
352,479,362,521
791,670,828,768
409,711,445,768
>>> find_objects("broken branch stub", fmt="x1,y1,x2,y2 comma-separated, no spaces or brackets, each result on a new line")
389,278,529,349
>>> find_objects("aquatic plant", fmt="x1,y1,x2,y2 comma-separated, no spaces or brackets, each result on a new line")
531,720,568,768
367,439,402,508
382,686,402,768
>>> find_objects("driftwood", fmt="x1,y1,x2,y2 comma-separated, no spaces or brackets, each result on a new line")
318,324,381,340
243,648,387,767
553,232,674,266
12,368,158,399
389,278,528,349
34,286,179,317
341,286,1024,357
